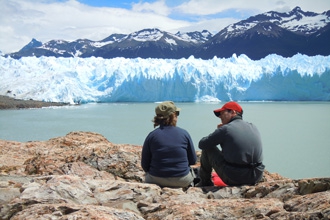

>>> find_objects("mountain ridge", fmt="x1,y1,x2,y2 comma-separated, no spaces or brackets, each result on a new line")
4,6,330,60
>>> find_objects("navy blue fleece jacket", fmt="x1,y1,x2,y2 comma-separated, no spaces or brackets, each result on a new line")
141,125,197,177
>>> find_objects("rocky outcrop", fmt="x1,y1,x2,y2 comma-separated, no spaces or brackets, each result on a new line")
0,131,329,219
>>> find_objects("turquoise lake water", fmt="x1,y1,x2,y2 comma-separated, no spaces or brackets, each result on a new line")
1,102,329,179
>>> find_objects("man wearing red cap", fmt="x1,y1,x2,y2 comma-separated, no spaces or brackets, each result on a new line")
197,101,265,186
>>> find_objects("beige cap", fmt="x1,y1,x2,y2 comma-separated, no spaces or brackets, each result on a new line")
155,101,181,119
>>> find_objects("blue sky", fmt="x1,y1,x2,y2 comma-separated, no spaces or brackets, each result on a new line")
1,0,329,53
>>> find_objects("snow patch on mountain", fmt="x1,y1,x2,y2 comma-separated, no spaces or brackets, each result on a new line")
129,29,163,41
224,7,330,37
165,38,177,45
91,41,114,47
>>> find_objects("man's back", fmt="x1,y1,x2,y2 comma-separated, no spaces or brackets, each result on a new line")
221,118,263,166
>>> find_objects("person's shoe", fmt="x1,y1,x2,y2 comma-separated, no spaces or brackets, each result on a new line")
195,180,214,187
193,177,200,186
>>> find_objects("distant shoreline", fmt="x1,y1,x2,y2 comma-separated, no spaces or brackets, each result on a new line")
0,95,69,110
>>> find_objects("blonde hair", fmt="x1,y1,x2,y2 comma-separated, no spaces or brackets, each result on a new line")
153,112,177,128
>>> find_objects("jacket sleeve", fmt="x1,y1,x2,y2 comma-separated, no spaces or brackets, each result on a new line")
186,133,197,165
141,136,151,172
198,127,225,150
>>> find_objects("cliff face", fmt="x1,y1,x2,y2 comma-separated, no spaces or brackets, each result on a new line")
0,131,329,219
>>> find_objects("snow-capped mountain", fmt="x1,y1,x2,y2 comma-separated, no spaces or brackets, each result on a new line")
197,7,330,60
4,7,330,60
221,7,329,38
6,29,213,59
81,29,212,59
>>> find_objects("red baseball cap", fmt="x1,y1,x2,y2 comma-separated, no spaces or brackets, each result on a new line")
213,101,243,117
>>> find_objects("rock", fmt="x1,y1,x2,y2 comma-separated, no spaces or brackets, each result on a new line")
0,131,329,219
9,204,145,220
298,178,330,195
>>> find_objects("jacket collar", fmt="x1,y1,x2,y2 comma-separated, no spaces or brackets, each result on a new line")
229,115,242,123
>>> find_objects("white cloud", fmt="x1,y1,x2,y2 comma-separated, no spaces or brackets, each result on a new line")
174,0,329,15
131,0,171,16
0,0,329,54
0,0,192,53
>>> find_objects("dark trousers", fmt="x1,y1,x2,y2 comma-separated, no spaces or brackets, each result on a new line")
199,146,240,186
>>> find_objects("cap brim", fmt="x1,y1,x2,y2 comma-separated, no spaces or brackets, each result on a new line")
213,107,225,117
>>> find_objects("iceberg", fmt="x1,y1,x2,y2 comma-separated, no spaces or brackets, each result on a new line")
0,54,329,104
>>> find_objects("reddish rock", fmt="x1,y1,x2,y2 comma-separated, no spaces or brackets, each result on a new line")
0,131,329,219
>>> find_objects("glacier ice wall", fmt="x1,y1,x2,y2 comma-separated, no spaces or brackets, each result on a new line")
0,54,329,104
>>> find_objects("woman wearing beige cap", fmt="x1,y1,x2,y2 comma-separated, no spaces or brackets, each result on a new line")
141,101,197,188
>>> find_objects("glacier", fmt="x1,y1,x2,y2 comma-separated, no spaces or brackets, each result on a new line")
0,54,329,104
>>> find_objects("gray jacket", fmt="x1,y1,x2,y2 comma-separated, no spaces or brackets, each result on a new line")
199,116,264,184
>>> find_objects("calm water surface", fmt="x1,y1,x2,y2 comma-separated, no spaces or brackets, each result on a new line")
1,102,329,179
